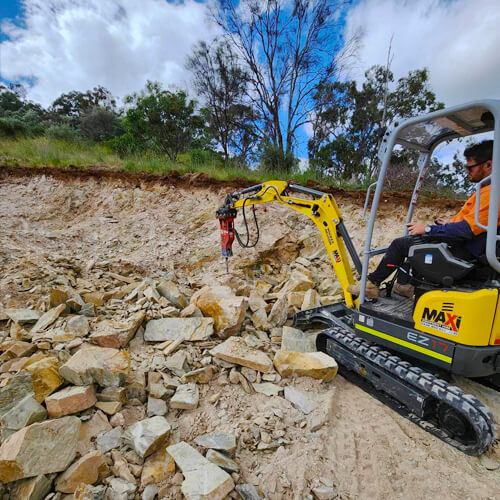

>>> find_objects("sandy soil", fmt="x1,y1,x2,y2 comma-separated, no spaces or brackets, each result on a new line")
0,166,498,500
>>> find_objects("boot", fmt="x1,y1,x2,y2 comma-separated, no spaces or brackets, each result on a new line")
347,280,380,299
392,282,415,298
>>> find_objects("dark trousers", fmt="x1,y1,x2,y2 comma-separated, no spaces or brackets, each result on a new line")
368,236,414,285
368,235,473,285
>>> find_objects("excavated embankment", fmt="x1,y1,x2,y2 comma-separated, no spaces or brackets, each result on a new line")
0,166,497,500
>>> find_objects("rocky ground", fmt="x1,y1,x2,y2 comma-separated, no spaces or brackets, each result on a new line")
0,166,499,500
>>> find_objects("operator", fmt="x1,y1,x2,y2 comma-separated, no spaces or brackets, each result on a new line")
348,140,497,299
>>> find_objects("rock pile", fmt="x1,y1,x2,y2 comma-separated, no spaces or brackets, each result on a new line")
0,255,339,499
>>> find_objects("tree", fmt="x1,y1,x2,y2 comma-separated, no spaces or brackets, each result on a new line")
50,86,116,126
118,81,209,160
212,0,356,171
187,40,258,165
308,66,444,182
80,108,122,142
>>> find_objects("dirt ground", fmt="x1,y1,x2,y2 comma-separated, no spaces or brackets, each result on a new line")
0,166,499,500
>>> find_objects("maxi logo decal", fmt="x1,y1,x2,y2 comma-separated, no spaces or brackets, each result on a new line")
421,302,461,335
331,250,341,263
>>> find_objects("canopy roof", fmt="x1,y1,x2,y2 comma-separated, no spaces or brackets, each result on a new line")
395,105,494,152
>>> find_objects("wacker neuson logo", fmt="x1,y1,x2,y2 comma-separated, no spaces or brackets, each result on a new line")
421,302,461,335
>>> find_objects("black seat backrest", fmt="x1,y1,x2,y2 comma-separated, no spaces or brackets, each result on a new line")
408,243,474,286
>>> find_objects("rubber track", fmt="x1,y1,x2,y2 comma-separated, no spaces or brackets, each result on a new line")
319,326,497,455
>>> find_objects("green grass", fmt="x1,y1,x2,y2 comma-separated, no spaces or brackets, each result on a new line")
0,136,355,189
0,137,457,198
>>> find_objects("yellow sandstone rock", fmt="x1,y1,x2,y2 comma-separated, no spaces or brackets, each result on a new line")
141,446,176,487
25,356,63,403
273,350,338,382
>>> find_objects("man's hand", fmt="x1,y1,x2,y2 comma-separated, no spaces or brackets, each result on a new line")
406,222,427,235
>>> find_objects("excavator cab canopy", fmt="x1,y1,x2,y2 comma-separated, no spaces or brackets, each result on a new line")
360,100,500,304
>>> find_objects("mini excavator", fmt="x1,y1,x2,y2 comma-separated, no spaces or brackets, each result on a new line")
216,100,500,455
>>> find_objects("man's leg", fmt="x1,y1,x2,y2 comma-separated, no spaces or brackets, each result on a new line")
347,236,415,298
368,236,415,285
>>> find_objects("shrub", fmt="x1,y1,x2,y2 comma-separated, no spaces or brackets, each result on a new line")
46,124,82,142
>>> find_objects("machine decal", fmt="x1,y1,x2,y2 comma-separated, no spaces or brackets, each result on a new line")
355,323,452,364
332,250,341,263
421,302,462,335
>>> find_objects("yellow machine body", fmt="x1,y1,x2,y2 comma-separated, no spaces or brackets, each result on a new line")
413,289,500,346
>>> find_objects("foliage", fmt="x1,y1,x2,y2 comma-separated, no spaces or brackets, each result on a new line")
46,124,83,142
50,86,116,126
213,0,356,170
308,66,444,182
117,81,210,160
187,40,258,166
80,108,122,142
258,140,298,173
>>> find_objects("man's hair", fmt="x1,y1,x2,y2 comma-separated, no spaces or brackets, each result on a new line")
464,140,493,164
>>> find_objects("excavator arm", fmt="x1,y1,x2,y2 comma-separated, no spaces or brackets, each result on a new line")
216,180,361,308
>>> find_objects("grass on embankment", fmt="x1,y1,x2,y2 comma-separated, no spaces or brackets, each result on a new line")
0,136,361,189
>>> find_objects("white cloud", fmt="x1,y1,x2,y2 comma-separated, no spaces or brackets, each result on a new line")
342,0,500,106
0,0,220,106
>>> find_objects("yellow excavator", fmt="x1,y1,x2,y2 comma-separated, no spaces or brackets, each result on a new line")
216,100,500,455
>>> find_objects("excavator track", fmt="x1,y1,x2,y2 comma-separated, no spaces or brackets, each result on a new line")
317,326,497,455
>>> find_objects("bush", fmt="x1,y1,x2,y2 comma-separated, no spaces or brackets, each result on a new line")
0,117,29,137
258,141,298,173
46,124,82,142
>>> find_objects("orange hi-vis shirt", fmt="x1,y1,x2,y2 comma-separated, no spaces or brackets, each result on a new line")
451,183,500,235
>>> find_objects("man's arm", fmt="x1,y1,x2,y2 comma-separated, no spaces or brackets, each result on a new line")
407,220,475,238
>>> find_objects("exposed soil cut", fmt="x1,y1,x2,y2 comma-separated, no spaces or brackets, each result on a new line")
0,165,498,500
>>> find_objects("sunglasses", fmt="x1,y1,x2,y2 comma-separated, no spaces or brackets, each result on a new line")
465,161,486,171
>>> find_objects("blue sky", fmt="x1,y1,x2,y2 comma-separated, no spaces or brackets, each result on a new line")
1,0,499,161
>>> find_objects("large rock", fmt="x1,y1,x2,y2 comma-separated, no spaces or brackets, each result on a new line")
281,326,317,353
273,350,337,382
144,317,214,342
301,289,321,310
0,371,34,419
210,337,273,373
123,416,171,458
89,311,145,348
30,304,66,334
25,356,63,403
59,345,130,387
55,451,107,493
4,309,40,325
0,416,80,482
191,286,247,339
267,296,288,328
45,385,97,418
77,410,112,455
141,446,176,487
157,280,187,308
170,383,199,410
0,395,47,430
279,270,314,297
11,474,54,500
167,441,234,500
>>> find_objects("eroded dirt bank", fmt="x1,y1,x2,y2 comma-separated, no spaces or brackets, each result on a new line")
0,167,498,500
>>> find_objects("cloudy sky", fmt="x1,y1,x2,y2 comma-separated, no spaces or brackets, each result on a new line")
0,0,499,157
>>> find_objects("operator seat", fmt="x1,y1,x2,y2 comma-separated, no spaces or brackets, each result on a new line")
408,242,474,287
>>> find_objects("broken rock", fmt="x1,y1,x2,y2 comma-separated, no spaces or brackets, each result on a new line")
141,446,176,487
167,441,234,500
45,385,97,418
5,309,40,325
194,433,236,453
157,280,187,308
59,345,130,387
25,356,63,402
11,474,54,500
123,416,171,458
191,285,247,339
210,337,272,373
55,451,106,493
144,317,214,342
284,386,317,415
0,416,80,482
273,350,337,382
30,304,66,334
0,394,47,430
90,311,145,348
281,326,317,353
170,383,199,410
206,449,239,472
